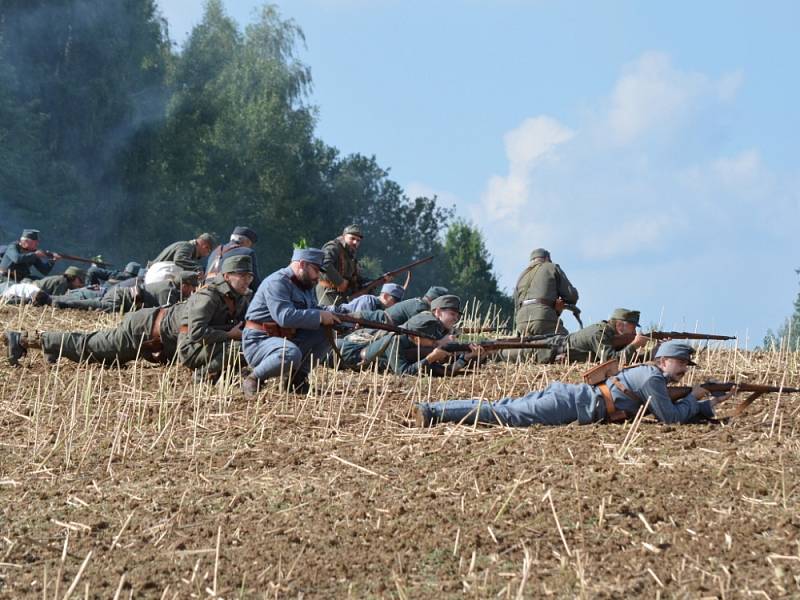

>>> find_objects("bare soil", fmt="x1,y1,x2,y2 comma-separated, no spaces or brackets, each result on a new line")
2,303,799,598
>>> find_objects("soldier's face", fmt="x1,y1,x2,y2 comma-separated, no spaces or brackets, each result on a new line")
20,238,38,251
225,272,253,294
379,292,397,307
343,234,362,251
615,321,637,335
299,262,322,287
434,308,461,330
659,357,690,382
197,241,213,257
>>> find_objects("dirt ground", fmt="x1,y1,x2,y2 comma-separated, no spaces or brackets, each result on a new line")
1,303,799,598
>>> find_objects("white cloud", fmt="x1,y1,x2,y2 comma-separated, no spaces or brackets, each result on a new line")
481,116,574,220
578,215,674,260
606,51,743,145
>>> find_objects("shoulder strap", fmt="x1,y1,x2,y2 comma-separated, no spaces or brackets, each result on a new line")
515,262,543,307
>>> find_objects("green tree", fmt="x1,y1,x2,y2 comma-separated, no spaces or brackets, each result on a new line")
442,219,512,318
764,274,800,351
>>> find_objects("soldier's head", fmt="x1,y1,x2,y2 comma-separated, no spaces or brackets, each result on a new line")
196,233,216,258
378,283,405,308
342,224,363,251
123,262,142,277
64,266,86,289
221,256,254,294
290,248,326,289
609,308,640,335
654,341,697,383
431,294,462,331
19,229,40,251
530,248,551,263
230,226,257,248
422,286,449,304
178,271,200,298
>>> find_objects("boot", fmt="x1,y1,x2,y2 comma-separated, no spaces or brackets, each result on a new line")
242,375,260,400
4,331,27,366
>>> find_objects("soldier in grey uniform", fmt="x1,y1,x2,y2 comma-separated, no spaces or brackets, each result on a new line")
315,225,369,306
0,229,61,283
242,248,341,396
414,342,736,427
86,261,142,287
34,266,87,296
177,255,253,381
151,233,215,272
205,226,260,290
340,283,405,313
384,286,449,326
509,248,579,362
4,304,187,367
543,308,650,364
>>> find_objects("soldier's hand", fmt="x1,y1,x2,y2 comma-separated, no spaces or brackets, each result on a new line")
425,347,451,364
227,323,243,340
337,281,349,293
632,333,650,348
320,310,341,326
709,386,737,409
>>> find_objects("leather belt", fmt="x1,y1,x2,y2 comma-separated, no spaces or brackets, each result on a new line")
179,324,189,334
521,297,556,308
245,320,297,339
150,308,167,343
597,383,628,423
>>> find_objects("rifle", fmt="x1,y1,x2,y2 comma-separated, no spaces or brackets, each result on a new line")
350,255,434,298
562,303,583,328
334,313,438,340
459,325,506,335
440,340,551,353
612,330,735,350
44,251,113,268
667,382,800,417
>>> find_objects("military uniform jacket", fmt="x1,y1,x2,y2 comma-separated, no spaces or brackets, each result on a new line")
318,237,365,293
513,262,578,326
246,267,322,330
0,242,55,280
152,240,202,271
35,274,70,296
384,297,429,325
181,276,249,345
563,321,638,363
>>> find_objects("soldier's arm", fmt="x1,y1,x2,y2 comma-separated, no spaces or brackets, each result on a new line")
185,292,230,344
320,244,344,287
173,242,201,271
627,370,715,423
265,278,326,329
554,265,579,304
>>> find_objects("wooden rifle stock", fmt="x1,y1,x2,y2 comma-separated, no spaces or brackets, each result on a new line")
440,340,551,353
350,255,434,298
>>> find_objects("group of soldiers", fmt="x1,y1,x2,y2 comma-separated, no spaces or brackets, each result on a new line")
1,224,744,428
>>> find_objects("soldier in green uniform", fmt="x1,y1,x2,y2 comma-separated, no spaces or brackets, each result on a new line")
151,233,215,272
384,286,449,325
510,248,578,362
543,308,649,364
315,225,369,306
34,266,86,296
0,229,61,282
178,255,253,381
360,295,485,376
3,303,187,367
53,273,196,313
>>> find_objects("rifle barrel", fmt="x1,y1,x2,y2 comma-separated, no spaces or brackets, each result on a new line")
352,255,434,297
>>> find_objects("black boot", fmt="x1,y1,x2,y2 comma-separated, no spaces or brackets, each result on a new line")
4,331,27,366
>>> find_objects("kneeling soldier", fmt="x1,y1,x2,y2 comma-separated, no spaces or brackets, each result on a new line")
177,255,252,381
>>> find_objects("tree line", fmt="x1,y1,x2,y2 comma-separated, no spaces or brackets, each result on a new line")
0,0,512,314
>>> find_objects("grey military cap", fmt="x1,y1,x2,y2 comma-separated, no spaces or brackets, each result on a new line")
221,255,253,274
610,308,640,326
198,233,216,246
423,286,449,301
63,266,86,279
291,248,326,271
343,224,363,238
21,229,40,240
404,312,449,340
124,261,142,275
431,294,462,314
655,341,698,366
530,248,550,260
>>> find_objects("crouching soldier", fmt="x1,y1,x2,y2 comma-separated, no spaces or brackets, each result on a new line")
3,303,186,367
178,255,252,382
413,341,736,427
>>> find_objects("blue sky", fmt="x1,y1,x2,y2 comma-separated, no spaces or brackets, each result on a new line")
159,0,799,346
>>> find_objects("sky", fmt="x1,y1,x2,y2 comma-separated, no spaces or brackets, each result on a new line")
158,0,799,346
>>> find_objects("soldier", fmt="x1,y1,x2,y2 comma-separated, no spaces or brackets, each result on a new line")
357,295,485,376
539,308,650,364
315,225,369,306
340,283,405,313
384,286,449,326
509,248,578,362
85,260,142,287
414,341,736,427
34,266,86,296
150,233,215,272
0,229,61,282
177,255,253,382
205,226,260,289
4,303,187,367
242,248,341,397
53,272,197,313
